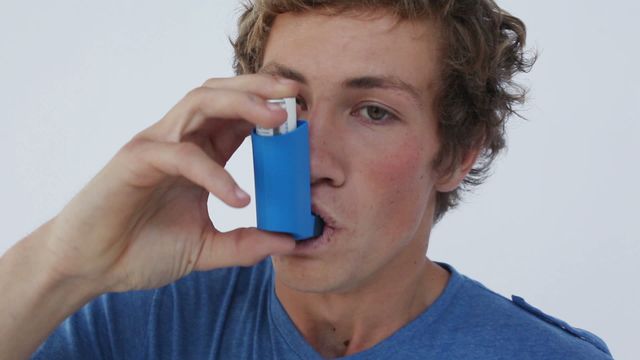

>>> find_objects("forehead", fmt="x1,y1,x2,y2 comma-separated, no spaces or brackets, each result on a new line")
262,11,442,99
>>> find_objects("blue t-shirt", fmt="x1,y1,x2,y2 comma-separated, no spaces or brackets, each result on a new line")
32,260,613,359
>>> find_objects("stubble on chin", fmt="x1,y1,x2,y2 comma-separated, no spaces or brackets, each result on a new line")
270,255,355,294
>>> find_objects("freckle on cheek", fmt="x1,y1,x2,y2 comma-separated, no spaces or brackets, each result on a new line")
364,143,425,229
370,146,421,185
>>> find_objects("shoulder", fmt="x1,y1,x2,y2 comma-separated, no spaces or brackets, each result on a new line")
508,295,611,357
117,258,274,312
33,261,274,359
86,259,271,309
437,265,613,359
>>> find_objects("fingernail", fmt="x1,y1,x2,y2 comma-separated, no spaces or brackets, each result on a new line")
235,187,250,200
266,101,285,112
276,77,297,85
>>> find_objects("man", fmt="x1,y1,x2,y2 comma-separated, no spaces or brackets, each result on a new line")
0,0,613,359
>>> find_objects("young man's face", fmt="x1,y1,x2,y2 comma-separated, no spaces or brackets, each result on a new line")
264,11,447,293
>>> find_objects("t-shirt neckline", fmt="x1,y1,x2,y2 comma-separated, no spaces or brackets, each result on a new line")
267,261,465,359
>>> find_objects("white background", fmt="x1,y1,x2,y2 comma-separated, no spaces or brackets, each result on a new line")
1,1,638,358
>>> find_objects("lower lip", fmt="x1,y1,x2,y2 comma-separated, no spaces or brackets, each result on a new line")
292,225,336,256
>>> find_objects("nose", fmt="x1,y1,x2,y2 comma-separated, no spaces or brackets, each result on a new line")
308,108,346,188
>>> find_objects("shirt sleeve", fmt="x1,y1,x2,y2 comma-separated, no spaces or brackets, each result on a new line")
31,289,157,360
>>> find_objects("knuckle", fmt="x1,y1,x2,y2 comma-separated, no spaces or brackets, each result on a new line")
182,87,217,120
245,92,261,105
231,227,249,245
118,137,162,175
185,86,209,102
238,74,286,95
119,137,149,159
188,86,244,114
253,73,279,84
176,142,200,159
253,74,275,87
201,77,222,88
232,229,262,266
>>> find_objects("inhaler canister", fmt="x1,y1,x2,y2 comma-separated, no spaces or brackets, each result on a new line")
251,98,324,240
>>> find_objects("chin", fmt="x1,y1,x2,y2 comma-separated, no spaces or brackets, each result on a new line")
271,255,353,294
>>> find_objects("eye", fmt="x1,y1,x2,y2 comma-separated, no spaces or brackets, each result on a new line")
355,105,395,123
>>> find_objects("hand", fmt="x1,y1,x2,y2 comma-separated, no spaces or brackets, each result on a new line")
43,75,298,293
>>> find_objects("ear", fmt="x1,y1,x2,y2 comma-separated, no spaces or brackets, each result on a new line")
435,148,481,193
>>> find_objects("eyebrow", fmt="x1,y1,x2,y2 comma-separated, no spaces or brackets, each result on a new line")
259,62,424,107
260,62,308,84
344,76,422,106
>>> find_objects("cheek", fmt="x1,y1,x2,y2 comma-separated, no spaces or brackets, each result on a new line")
353,135,433,235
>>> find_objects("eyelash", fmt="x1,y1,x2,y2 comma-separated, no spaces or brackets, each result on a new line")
295,96,398,125
354,104,396,124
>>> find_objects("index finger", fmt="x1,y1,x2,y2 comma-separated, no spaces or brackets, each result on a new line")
202,73,299,99
143,85,294,142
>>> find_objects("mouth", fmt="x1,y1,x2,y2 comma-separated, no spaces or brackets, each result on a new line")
293,224,336,255
310,204,338,229
291,204,338,255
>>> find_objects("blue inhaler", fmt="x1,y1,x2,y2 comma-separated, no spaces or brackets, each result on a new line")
251,98,324,240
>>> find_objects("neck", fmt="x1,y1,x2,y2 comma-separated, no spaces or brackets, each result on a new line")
274,243,449,358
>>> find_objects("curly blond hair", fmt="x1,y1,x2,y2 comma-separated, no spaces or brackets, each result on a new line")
231,0,535,221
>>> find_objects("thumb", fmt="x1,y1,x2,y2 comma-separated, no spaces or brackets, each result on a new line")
194,227,295,270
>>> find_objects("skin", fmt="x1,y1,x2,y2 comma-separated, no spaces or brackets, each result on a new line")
262,12,477,357
0,9,477,360
0,74,301,358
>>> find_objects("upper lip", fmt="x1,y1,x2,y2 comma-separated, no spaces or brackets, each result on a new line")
311,203,339,229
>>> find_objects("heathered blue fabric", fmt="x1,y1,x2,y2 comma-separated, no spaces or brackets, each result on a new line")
32,260,613,359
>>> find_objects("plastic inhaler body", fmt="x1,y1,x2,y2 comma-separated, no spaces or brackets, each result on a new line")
251,120,324,240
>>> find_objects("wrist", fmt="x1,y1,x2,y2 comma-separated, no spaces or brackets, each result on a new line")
29,218,105,300
3,219,103,319
0,220,102,358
